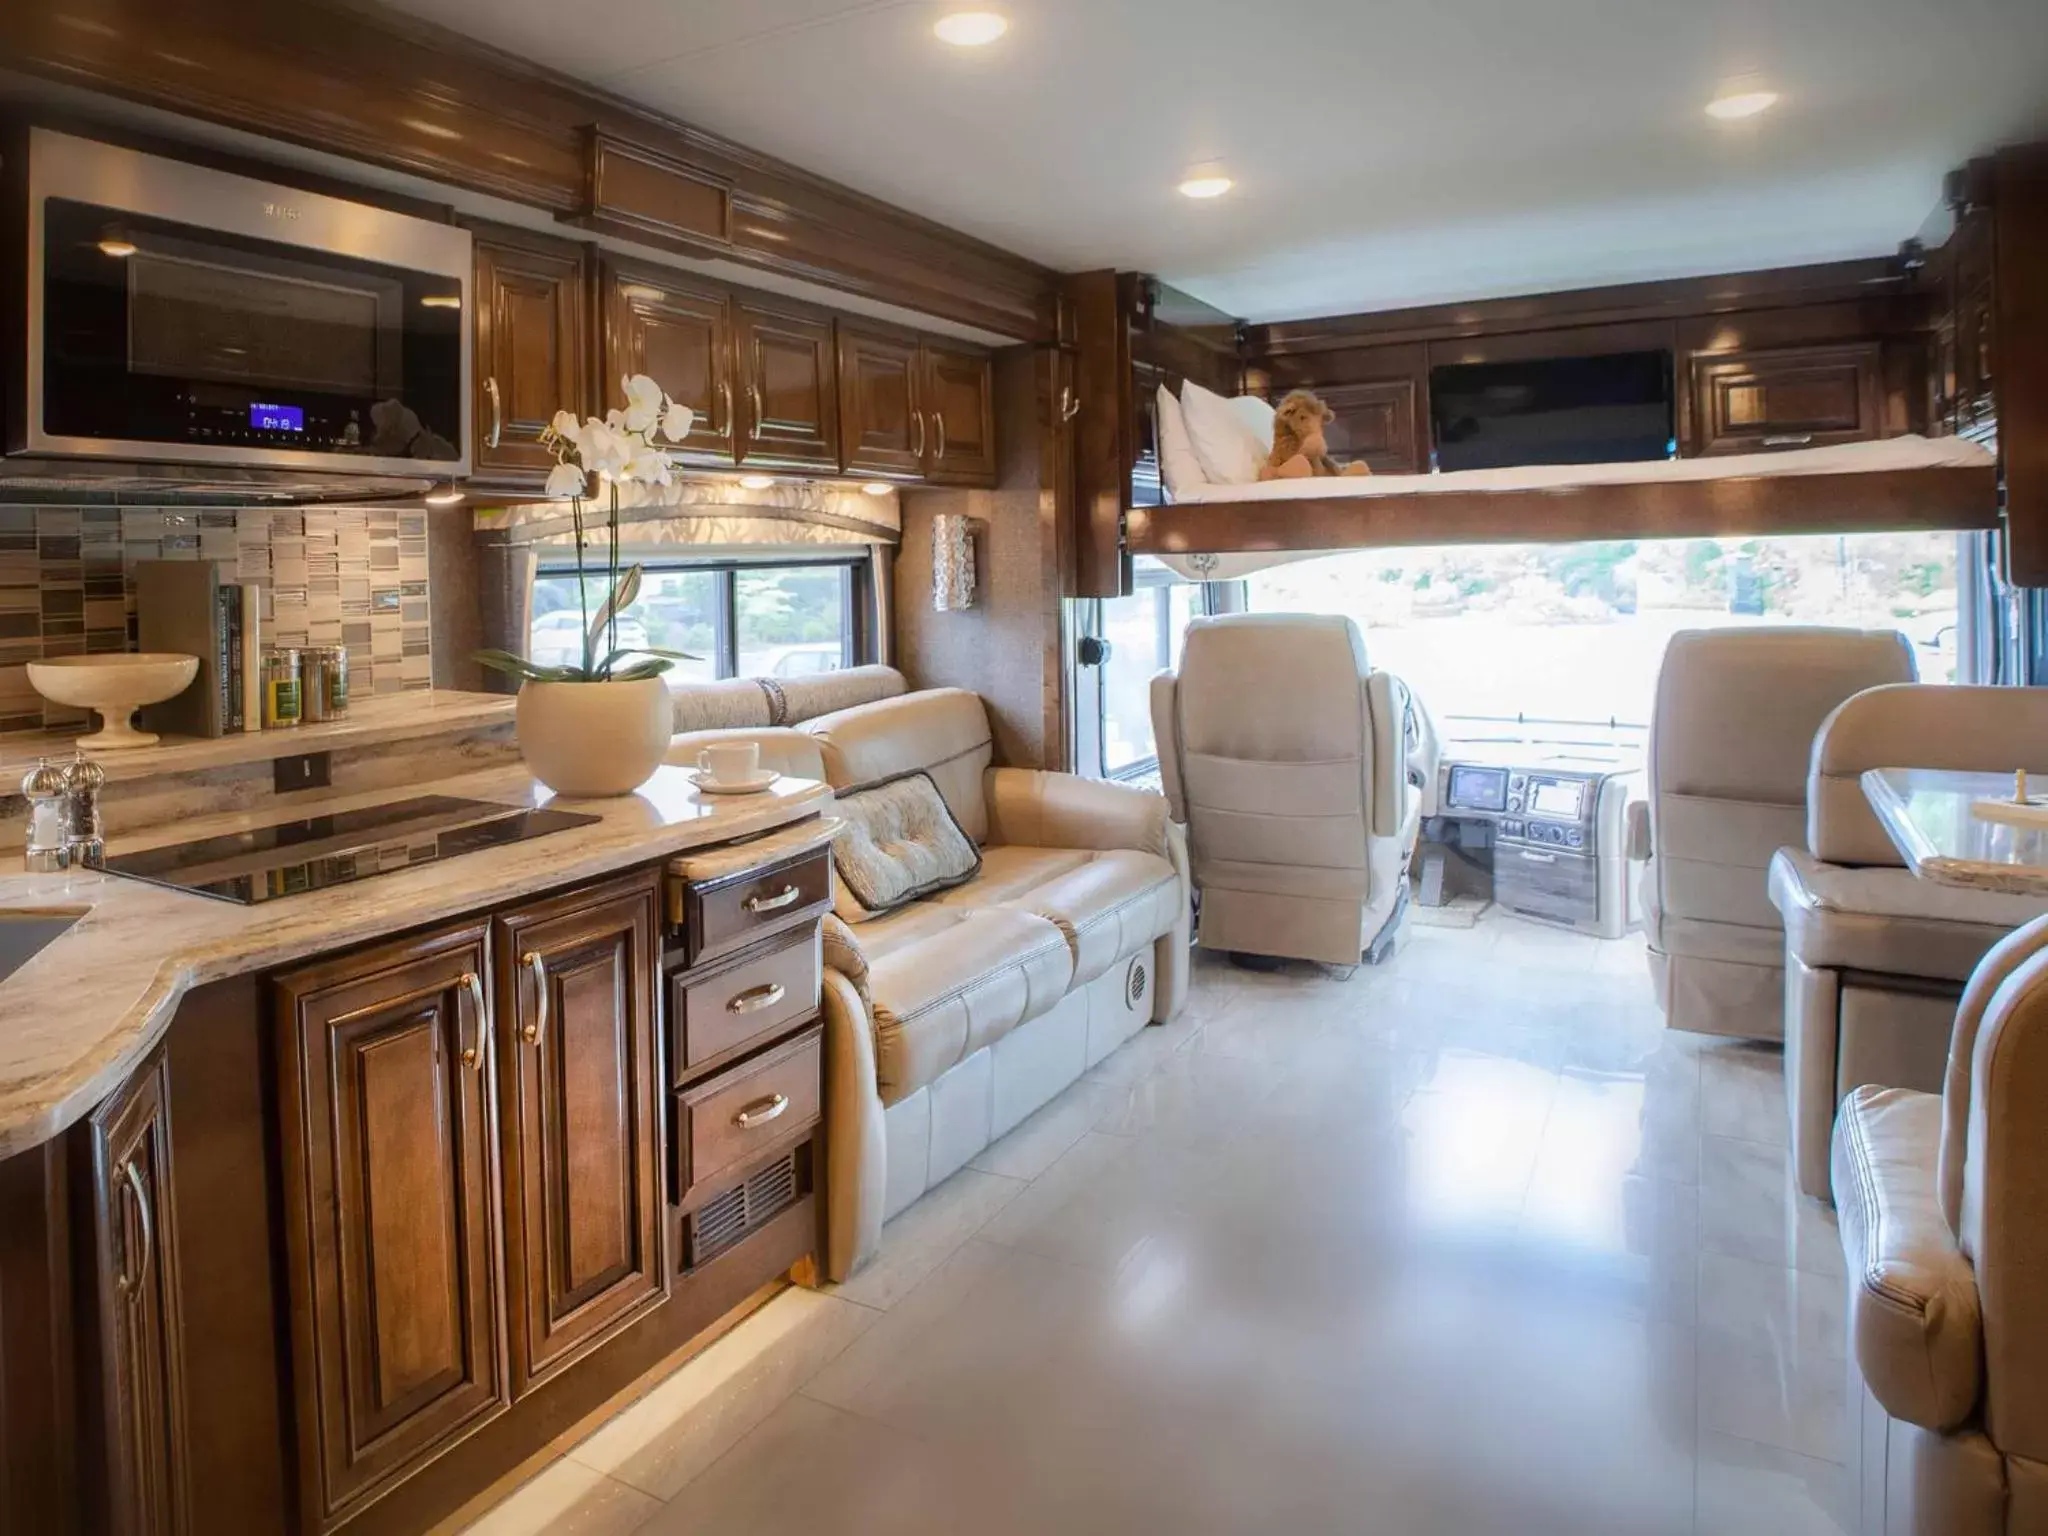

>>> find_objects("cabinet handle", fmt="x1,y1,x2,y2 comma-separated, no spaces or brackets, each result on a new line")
743,884,802,914
115,1158,152,1302
727,981,787,1015
1761,433,1814,447
719,381,734,438
911,410,926,459
934,411,947,461
750,383,764,437
733,1093,790,1130
522,951,548,1046
1059,385,1082,422
461,971,489,1069
485,376,502,450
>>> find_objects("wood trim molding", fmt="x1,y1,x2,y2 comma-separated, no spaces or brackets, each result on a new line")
9,0,1054,340
1127,466,1999,556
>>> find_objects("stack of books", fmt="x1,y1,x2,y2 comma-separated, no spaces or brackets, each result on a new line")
135,561,265,738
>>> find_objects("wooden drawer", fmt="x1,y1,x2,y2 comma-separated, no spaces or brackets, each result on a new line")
674,1025,822,1207
670,926,821,1083
671,846,832,966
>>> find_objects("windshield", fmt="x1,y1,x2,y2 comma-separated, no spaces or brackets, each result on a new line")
1246,531,1963,738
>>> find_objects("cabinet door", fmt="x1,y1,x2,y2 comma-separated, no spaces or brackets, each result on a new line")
89,1049,190,1536
275,923,508,1530
495,871,665,1396
1689,342,1884,455
1316,379,1424,473
923,345,998,485
602,259,736,466
473,229,591,483
734,302,841,470
836,326,925,480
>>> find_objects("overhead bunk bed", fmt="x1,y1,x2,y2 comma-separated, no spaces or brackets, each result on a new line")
1064,262,2013,593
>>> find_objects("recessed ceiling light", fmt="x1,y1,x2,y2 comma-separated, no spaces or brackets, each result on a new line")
861,482,893,497
739,474,775,490
935,11,1007,46
423,482,466,507
1177,174,1234,200
1706,89,1778,120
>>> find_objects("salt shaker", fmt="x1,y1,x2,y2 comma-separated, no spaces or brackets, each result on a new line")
62,750,107,869
21,758,69,873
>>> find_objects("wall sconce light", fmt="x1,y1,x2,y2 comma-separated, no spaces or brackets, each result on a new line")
932,513,977,611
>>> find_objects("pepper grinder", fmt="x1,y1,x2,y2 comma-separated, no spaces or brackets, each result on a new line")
62,750,107,869
21,758,69,873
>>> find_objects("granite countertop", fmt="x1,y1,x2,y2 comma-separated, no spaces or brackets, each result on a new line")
0,763,832,1160
1863,767,2048,895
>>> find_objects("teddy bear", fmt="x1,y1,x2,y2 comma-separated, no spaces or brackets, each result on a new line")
1259,390,1373,480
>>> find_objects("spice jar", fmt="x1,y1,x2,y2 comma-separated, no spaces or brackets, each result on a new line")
261,648,303,728
304,644,349,722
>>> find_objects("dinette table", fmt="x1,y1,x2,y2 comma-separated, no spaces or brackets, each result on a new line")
1861,767,2048,896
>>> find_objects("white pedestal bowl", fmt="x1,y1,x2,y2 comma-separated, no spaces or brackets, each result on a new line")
25,653,201,750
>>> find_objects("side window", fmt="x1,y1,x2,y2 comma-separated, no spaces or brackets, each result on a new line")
531,559,862,682
1097,567,1202,779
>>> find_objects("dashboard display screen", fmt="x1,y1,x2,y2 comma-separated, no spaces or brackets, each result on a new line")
1532,780,1586,819
250,402,305,433
1447,765,1509,812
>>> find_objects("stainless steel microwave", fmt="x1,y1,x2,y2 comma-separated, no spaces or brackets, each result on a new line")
8,128,471,484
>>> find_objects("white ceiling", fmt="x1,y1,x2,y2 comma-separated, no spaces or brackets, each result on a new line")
383,0,2048,321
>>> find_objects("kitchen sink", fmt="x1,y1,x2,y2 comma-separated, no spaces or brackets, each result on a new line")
0,910,83,984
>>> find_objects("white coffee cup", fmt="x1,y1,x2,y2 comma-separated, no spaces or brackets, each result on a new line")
697,740,761,786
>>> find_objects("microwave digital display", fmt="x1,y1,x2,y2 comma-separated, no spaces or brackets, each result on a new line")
251,403,305,433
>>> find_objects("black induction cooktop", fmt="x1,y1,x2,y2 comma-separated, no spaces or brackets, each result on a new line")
101,795,602,905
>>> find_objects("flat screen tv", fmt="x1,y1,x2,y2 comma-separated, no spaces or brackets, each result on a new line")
1429,350,1675,471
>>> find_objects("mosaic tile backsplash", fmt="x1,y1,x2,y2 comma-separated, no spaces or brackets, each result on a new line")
0,506,432,733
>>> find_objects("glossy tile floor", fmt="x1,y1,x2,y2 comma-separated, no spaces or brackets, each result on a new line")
463,910,1850,1536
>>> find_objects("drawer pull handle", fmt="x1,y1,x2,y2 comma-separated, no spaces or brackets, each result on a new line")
1761,432,1815,447
522,951,548,1046
744,884,802,914
461,971,490,1069
115,1158,152,1302
728,982,787,1014
734,1093,790,1130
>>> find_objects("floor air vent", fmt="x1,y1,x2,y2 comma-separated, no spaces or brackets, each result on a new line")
684,1145,809,1270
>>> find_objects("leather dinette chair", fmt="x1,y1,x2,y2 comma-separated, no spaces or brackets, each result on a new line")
1835,912,2048,1535
1773,684,2048,1199
1151,613,1419,967
1633,627,1917,1038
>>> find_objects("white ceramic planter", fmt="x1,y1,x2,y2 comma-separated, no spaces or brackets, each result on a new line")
514,677,672,798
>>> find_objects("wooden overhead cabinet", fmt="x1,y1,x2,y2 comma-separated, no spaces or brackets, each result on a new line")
275,923,510,1531
733,300,841,472
835,326,996,484
471,226,593,486
602,258,740,465
494,872,666,1398
1689,342,1885,455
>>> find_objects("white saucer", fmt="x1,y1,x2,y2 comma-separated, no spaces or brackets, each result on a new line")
688,768,781,795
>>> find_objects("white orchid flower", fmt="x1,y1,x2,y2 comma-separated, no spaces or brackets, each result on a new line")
543,460,587,500
548,409,584,448
621,374,665,435
576,418,634,481
661,400,695,443
624,445,673,486
604,407,629,434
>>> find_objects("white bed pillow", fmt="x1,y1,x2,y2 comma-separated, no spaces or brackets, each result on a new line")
1179,379,1272,486
1155,384,1207,499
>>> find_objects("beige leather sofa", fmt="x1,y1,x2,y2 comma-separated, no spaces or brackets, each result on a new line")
672,687,1190,1280
1150,613,1419,967
1834,913,2048,1535
1637,627,1917,1038
1773,685,2048,1199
